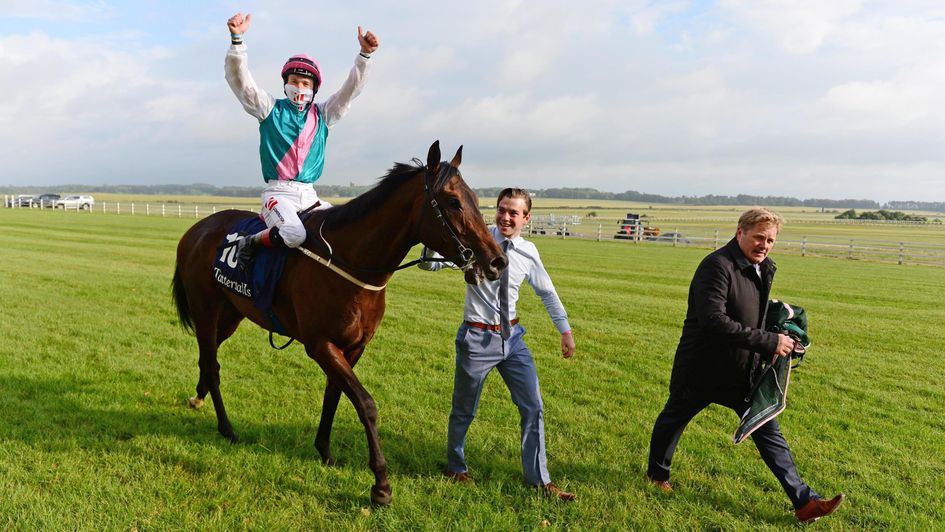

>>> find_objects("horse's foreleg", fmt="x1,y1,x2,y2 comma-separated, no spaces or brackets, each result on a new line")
314,347,365,466
308,342,391,506
314,380,342,465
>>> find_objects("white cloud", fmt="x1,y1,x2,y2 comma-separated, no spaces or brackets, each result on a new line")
498,49,550,85
1,1,945,202
720,0,862,53
2,0,111,21
631,1,690,34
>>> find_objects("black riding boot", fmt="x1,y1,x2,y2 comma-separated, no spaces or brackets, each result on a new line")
236,226,286,272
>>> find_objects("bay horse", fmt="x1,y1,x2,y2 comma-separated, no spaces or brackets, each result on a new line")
171,141,506,505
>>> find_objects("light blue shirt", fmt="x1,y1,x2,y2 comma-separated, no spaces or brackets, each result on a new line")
421,227,571,334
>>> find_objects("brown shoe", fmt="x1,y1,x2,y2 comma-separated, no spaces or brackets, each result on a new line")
795,494,845,523
542,482,577,502
445,470,472,482
646,475,673,493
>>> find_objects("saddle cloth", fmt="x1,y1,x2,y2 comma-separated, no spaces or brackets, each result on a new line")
733,300,811,444
213,216,288,333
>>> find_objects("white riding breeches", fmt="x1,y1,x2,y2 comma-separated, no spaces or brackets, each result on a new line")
260,180,332,247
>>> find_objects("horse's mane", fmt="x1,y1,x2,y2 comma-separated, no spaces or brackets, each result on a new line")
322,159,453,229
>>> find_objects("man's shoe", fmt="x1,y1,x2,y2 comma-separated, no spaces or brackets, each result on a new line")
444,470,472,482
542,482,577,502
646,475,673,493
795,494,845,523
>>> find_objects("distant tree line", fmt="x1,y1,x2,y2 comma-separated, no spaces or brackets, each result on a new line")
885,201,945,213
835,209,928,222
3,183,940,212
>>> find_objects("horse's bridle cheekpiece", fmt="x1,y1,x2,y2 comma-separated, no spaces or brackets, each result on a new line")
424,163,476,272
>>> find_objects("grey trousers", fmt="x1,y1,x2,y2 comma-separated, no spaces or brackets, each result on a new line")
447,323,551,486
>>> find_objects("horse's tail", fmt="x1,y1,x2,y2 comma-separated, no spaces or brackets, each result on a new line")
171,265,195,334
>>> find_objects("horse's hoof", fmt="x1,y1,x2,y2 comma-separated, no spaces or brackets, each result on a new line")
219,428,239,444
370,485,392,506
187,397,204,409
319,454,338,467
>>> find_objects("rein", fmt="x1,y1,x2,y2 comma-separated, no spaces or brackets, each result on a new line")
295,162,476,288
297,245,387,291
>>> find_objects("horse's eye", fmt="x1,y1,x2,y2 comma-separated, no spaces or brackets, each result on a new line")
448,197,462,210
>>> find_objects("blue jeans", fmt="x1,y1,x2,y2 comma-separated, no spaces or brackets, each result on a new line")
447,323,551,486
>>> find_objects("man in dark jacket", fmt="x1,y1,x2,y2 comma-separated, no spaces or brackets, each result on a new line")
646,208,844,524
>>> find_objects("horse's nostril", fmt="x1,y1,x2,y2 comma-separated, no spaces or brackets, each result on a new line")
491,256,508,271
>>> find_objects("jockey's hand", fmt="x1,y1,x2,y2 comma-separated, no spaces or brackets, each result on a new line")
561,331,575,359
228,12,252,35
358,26,379,54
775,333,795,357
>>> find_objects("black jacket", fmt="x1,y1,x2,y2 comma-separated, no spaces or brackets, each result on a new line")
669,238,780,400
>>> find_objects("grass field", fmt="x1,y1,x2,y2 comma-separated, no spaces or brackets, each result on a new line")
1,208,944,529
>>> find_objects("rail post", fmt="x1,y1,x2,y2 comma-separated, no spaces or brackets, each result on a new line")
899,242,904,265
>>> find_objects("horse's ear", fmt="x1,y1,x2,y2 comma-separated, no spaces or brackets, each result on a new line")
427,140,441,173
449,145,463,169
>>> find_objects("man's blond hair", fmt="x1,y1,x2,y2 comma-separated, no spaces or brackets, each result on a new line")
738,207,783,232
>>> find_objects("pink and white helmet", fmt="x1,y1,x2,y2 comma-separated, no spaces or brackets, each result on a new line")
281,54,322,90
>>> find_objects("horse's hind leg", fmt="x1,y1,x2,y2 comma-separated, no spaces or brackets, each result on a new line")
191,303,243,443
314,347,365,466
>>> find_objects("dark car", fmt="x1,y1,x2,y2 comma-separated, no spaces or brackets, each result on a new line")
36,193,61,208
656,232,691,244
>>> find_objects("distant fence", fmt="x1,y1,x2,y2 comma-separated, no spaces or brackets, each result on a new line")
526,221,945,267
6,195,944,267
3,195,257,218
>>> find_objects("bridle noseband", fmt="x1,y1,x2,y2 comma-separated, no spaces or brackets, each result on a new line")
423,163,476,272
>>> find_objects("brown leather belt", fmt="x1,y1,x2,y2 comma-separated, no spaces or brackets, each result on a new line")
465,319,519,332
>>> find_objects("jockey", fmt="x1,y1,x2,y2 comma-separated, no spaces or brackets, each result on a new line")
224,12,380,269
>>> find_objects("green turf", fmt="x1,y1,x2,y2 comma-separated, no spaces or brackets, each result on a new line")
1,209,943,529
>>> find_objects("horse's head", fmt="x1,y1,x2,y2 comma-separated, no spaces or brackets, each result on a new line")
420,141,506,283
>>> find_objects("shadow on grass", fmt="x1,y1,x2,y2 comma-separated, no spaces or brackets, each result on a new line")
1,373,558,508
0,373,804,524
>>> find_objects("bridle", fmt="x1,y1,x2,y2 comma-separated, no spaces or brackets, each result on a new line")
422,162,476,272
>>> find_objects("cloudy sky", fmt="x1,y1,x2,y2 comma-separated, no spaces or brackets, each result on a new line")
1,0,943,202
